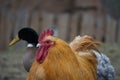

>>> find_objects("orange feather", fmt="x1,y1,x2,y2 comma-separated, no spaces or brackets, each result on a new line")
27,36,98,80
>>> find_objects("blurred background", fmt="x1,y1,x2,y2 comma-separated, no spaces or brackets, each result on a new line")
0,0,120,80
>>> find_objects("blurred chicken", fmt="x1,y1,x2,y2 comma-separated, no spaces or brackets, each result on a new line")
70,35,115,80
27,29,98,80
9,27,38,72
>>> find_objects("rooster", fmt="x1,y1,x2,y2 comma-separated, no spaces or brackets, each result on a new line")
70,35,115,80
27,29,98,80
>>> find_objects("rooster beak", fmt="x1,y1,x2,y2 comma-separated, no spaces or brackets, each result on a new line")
9,35,20,46
36,43,41,47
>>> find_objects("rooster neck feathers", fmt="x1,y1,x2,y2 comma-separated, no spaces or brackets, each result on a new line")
31,35,84,80
27,31,98,80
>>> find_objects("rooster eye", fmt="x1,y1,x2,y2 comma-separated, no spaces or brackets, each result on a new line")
45,40,54,45
45,40,52,43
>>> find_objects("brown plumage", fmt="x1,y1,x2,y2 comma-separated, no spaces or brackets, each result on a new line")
27,29,98,80
70,35,115,80
70,35,102,80
69,35,102,52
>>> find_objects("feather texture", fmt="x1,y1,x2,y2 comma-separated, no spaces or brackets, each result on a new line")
93,51,115,80
70,35,115,80
27,35,97,80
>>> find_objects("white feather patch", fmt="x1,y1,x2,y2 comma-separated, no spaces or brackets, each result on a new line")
27,44,34,48
36,43,41,47
75,35,81,41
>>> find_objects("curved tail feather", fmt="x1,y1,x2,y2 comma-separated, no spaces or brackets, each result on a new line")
70,35,115,80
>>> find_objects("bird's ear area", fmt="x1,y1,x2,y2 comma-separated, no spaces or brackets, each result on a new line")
9,35,20,46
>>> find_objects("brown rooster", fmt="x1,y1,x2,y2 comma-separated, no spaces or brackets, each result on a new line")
27,29,98,80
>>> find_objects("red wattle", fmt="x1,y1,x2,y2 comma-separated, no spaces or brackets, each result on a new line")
35,46,50,63
36,47,44,63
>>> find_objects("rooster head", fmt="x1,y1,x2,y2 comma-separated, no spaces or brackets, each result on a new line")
36,29,55,63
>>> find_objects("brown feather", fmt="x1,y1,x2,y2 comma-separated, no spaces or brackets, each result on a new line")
27,36,97,80
70,35,102,53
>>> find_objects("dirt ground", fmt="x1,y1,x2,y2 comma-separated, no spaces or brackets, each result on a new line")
0,44,120,80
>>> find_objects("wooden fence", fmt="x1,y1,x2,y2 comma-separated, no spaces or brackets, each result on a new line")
0,0,120,51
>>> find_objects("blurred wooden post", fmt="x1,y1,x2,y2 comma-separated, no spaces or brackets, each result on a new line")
69,13,80,41
41,12,55,31
57,13,70,41
6,11,15,48
14,9,30,35
0,9,13,50
117,19,120,43
94,0,105,41
80,11,96,37
105,15,117,43
0,8,7,50
30,11,40,33
95,14,106,41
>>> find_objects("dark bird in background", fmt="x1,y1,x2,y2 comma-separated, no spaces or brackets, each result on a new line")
9,27,38,72
70,35,115,80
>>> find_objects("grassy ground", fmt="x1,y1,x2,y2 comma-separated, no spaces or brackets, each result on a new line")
0,44,120,80
100,44,120,80
0,47,27,80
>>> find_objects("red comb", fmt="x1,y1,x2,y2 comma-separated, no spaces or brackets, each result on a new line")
39,28,54,42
